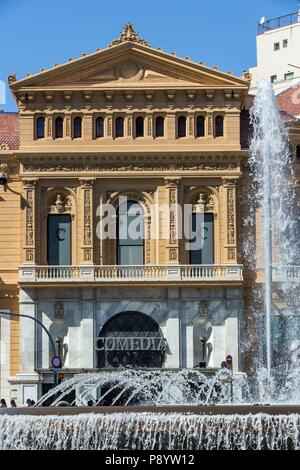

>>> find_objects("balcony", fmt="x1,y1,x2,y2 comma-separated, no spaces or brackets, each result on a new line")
19,264,243,285
272,266,300,283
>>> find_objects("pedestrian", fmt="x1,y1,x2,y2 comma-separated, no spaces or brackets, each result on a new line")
0,398,7,408
26,398,32,407
10,399,17,407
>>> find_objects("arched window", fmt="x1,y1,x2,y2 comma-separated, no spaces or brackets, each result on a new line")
196,116,205,137
215,115,224,137
117,200,144,265
73,117,82,138
115,116,124,138
97,312,164,370
178,116,186,138
95,116,104,138
135,116,144,137
36,117,45,139
155,116,164,137
55,117,63,139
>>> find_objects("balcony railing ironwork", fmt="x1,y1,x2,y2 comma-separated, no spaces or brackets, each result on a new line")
19,264,243,283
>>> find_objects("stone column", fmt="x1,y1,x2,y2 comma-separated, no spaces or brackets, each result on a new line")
165,288,181,368
79,178,95,264
166,112,176,140
81,288,94,369
22,179,37,264
16,288,41,404
164,178,181,264
222,178,238,263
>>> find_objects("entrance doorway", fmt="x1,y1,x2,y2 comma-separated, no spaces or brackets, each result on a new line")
97,312,165,368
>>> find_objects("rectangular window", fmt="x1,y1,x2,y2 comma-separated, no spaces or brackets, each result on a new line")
189,213,214,265
270,75,277,83
284,72,294,81
283,39,288,48
47,214,71,265
296,145,300,160
274,42,280,51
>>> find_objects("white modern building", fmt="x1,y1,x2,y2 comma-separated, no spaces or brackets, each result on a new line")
250,11,300,95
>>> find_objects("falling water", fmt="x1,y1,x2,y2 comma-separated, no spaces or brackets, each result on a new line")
0,413,299,450
249,79,295,379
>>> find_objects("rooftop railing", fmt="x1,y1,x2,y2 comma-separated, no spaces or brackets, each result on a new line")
258,12,299,35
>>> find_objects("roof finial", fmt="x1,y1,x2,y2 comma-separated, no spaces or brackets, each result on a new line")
109,23,150,47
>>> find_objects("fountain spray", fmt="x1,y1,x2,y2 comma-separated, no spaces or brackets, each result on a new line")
249,79,293,379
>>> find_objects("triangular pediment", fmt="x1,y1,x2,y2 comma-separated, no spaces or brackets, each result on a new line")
10,41,249,91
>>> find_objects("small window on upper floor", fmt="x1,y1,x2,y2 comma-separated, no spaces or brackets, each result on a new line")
55,117,63,139
177,116,186,138
274,42,280,51
196,116,205,137
115,116,124,138
135,116,144,137
36,117,45,139
155,116,164,137
270,75,277,83
296,145,300,160
284,72,294,81
95,116,104,138
283,39,288,48
73,117,82,139
214,115,224,137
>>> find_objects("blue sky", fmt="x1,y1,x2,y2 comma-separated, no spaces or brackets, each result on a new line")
0,0,297,111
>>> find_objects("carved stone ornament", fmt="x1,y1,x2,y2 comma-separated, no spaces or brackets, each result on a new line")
109,23,150,47
192,191,214,212
54,302,64,321
0,163,8,174
49,193,72,213
8,73,17,85
0,144,10,151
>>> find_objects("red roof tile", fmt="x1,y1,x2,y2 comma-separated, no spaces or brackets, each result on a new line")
276,83,300,119
0,113,20,150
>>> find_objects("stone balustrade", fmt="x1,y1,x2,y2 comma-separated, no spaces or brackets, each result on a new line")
19,264,244,283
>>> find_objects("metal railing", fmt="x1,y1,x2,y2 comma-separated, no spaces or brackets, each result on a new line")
258,12,299,35
19,264,243,283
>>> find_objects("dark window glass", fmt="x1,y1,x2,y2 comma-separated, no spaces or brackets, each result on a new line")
55,117,63,139
135,116,144,137
178,116,186,138
215,116,224,137
297,145,300,160
117,200,144,265
189,213,214,265
36,117,45,139
196,116,205,137
155,116,164,137
115,116,124,138
73,117,82,138
47,214,71,265
95,116,104,138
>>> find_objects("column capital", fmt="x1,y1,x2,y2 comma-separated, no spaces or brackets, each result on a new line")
164,177,181,187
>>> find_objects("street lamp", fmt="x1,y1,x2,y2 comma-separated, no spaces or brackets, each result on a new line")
0,310,60,387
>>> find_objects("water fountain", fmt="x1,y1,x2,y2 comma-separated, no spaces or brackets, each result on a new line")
0,80,299,449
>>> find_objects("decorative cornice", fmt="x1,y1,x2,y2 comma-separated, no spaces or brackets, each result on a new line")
21,154,240,174
109,23,150,48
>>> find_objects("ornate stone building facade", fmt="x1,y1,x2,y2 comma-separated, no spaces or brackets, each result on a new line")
0,24,257,402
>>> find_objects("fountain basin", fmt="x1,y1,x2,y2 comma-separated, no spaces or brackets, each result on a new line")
1,404,300,415
0,408,299,450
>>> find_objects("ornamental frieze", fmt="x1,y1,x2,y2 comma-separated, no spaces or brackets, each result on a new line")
22,155,239,173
